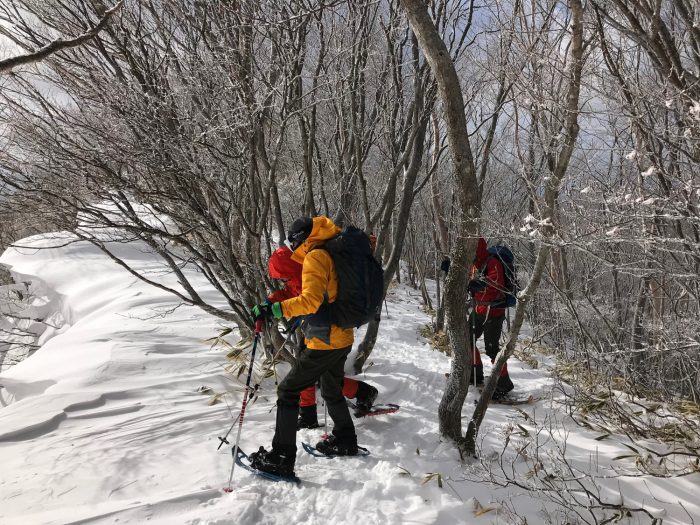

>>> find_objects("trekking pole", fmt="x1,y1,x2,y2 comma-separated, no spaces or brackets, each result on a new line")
468,295,477,389
223,318,263,492
223,320,301,424
217,320,266,451
472,316,477,389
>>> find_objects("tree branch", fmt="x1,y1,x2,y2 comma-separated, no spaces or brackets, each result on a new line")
0,0,123,74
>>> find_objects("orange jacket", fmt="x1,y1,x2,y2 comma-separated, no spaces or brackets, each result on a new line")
280,216,354,350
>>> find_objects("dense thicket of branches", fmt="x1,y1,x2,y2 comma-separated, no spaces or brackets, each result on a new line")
398,0,700,408
1,0,698,443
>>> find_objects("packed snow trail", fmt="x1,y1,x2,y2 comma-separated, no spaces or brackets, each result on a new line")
1,234,698,524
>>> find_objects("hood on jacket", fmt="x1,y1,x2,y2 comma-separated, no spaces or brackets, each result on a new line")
291,216,341,264
474,237,489,267
268,246,303,281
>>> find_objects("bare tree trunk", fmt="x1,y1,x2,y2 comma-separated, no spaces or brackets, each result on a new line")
430,112,449,254
430,112,449,331
353,49,430,371
400,0,481,445
465,0,584,455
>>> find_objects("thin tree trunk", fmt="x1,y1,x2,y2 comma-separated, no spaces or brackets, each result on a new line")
353,88,429,372
465,0,584,455
400,0,481,445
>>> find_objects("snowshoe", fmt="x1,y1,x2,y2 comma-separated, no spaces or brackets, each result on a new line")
315,435,359,457
297,418,322,429
247,446,297,478
351,402,400,418
302,441,370,458
475,393,537,406
233,448,300,484
354,383,378,415
491,375,514,401
492,393,538,405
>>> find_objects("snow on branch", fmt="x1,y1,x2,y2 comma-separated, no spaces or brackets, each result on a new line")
0,0,123,74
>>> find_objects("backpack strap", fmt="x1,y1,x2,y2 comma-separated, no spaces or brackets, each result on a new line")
474,255,506,305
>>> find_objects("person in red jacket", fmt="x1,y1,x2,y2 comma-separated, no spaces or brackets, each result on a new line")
267,246,378,428
267,246,303,302
468,238,514,400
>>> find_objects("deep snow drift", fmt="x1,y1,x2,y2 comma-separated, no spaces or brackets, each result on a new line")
1,234,698,525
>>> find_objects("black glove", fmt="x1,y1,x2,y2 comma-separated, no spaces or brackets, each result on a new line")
440,257,451,274
467,279,486,294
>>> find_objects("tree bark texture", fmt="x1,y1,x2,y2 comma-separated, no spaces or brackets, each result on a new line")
400,0,481,445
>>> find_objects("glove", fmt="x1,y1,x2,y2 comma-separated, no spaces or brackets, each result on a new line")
252,302,283,321
440,257,451,274
467,279,486,294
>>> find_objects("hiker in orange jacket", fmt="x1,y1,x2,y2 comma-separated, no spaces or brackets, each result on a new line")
267,245,378,429
249,216,369,477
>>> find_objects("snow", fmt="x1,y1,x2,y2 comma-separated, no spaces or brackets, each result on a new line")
690,100,700,120
0,269,69,373
1,234,699,524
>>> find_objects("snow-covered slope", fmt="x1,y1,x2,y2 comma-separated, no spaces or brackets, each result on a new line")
1,234,698,525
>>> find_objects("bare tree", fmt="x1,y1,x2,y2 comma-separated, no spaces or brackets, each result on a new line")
0,0,122,74
466,0,586,454
399,0,482,444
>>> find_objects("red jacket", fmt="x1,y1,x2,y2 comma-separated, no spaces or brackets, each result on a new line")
470,238,506,317
267,246,302,303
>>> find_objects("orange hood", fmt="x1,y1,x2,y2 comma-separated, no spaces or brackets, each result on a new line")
291,216,341,264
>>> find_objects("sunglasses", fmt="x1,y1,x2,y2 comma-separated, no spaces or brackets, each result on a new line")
287,231,308,250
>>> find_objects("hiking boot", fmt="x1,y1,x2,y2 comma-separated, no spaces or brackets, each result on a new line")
492,375,514,401
249,446,296,477
297,404,321,429
354,383,378,415
497,374,514,392
297,418,321,429
315,435,358,457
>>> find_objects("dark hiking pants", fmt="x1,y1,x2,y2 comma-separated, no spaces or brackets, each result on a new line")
469,312,505,361
272,345,356,455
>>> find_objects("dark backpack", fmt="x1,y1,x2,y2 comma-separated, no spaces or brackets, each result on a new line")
320,226,384,328
484,245,519,308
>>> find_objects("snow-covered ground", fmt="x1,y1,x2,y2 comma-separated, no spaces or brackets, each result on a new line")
0,269,68,373
1,234,698,524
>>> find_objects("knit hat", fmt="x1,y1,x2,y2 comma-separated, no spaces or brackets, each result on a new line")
287,217,313,249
